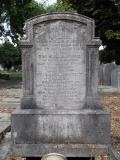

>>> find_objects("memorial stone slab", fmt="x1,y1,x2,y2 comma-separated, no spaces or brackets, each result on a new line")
98,64,104,84
102,63,116,85
11,13,111,158
111,66,120,90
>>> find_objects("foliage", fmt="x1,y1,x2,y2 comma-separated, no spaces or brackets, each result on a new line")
0,0,74,44
105,30,120,40
0,0,75,68
45,0,74,13
99,48,116,64
63,0,120,64
0,0,45,44
9,0,45,43
0,0,30,41
0,42,20,70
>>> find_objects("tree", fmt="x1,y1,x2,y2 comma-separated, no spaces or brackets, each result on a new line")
0,0,74,69
0,0,45,69
63,0,120,64
0,0,74,43
0,0,45,44
0,42,20,70
44,0,74,13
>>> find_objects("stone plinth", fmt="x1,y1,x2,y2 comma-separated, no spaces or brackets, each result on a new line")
12,109,111,157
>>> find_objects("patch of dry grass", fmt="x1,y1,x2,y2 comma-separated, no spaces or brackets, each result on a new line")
100,93,120,112
100,93,120,152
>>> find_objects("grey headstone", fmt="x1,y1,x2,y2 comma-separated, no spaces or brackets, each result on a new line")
111,66,120,90
11,13,111,158
98,63,104,84
102,63,116,85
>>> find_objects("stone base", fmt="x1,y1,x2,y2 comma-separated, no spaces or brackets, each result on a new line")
11,109,111,157
25,157,95,160
11,144,110,158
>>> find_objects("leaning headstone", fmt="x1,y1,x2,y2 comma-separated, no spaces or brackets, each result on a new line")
111,66,120,90
11,13,111,158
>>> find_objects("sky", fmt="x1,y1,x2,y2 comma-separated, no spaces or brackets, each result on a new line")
35,0,57,5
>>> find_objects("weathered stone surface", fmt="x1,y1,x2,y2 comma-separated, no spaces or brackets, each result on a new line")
11,12,111,157
98,63,117,85
12,109,110,144
34,20,86,109
98,64,104,84
0,113,11,141
11,143,110,158
103,63,117,85
111,66,120,90
20,13,101,109
0,132,11,160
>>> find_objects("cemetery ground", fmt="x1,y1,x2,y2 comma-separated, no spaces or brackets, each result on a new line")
0,79,120,159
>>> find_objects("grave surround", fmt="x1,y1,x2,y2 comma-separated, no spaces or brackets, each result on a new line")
11,13,111,158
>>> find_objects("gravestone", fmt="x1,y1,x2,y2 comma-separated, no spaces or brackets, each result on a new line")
98,63,117,85
98,64,104,85
11,13,111,158
111,66,120,90
102,63,116,85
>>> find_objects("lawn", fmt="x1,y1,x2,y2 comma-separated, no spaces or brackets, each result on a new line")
8,72,22,80
0,71,22,80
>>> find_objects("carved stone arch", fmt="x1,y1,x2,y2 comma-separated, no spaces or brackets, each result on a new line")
20,12,96,45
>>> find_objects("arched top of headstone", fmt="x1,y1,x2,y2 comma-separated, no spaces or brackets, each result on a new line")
20,12,101,46
26,12,94,23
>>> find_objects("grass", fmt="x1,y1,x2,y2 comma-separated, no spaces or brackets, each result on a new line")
0,71,22,80
8,72,22,80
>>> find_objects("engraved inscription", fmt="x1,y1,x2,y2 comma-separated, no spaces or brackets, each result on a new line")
34,21,87,109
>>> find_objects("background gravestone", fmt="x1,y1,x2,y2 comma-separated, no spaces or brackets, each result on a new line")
102,63,116,85
11,13,111,158
98,63,104,85
98,63,117,85
111,66,120,90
